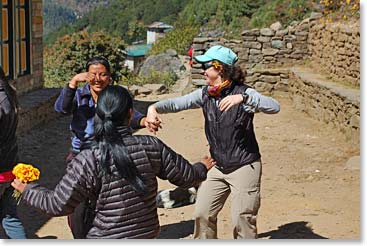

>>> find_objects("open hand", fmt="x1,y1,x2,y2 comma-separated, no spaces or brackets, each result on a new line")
218,94,243,111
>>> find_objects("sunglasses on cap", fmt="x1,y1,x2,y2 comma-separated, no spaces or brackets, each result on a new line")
201,60,221,70
202,62,213,70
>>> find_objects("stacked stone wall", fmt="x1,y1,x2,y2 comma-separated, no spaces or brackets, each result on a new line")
190,15,359,143
289,67,359,143
308,22,360,87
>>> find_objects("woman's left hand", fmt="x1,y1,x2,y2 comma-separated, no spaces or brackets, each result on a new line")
11,178,27,193
219,94,243,111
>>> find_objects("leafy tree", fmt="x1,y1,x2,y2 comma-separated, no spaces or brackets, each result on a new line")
44,31,126,88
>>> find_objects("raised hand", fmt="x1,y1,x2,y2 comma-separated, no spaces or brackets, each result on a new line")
218,94,244,112
68,72,97,89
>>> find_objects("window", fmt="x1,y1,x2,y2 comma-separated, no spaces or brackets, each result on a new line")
15,0,30,76
1,0,13,78
0,0,30,79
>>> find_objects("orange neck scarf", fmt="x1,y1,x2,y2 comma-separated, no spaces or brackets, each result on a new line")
207,80,231,97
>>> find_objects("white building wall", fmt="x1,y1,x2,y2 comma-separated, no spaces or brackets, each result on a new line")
124,59,134,71
147,31,156,44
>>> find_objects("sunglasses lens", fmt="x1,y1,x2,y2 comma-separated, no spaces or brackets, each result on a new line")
202,62,213,70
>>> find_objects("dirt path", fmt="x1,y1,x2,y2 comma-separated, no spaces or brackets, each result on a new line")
1,91,360,239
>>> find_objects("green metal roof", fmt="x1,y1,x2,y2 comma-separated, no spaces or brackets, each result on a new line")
126,44,152,57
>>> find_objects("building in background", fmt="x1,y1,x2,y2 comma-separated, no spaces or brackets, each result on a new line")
0,0,43,95
124,43,152,71
146,21,172,44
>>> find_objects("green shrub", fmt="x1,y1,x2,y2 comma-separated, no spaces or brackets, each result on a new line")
44,31,126,88
250,0,315,28
149,25,199,55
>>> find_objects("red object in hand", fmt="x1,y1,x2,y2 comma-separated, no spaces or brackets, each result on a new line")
0,170,15,182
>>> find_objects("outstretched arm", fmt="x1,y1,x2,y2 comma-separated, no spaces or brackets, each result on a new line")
145,89,203,133
12,152,97,216
155,138,214,188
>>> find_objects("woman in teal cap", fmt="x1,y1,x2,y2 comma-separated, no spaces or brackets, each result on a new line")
146,45,280,239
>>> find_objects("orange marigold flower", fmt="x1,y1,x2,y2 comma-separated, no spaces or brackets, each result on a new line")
12,163,40,183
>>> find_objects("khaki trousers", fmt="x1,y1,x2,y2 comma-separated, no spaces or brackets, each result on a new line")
193,160,262,239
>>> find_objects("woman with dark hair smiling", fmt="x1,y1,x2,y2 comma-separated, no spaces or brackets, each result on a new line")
53,56,161,237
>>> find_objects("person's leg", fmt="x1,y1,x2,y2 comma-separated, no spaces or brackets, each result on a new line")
193,167,230,239
227,160,262,239
68,201,88,239
1,184,27,239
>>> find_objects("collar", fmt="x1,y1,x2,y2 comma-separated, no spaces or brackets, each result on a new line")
79,84,92,97
117,126,132,137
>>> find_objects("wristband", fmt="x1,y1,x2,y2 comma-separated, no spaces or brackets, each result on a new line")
242,92,249,104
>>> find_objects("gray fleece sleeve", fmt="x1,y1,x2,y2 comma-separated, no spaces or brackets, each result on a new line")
153,88,203,113
243,88,280,114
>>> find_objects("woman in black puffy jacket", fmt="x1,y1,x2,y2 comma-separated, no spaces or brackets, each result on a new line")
12,85,214,239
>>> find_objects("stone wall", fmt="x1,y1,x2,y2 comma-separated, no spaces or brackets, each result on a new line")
308,22,360,87
289,67,359,143
15,0,44,95
190,15,359,144
191,18,317,86
17,88,61,135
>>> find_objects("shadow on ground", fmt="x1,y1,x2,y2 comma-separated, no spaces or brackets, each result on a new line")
157,220,194,239
258,221,328,239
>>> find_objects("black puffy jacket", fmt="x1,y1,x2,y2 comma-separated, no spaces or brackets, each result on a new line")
21,133,207,238
0,83,18,173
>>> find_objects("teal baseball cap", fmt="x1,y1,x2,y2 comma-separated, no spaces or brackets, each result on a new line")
194,45,238,65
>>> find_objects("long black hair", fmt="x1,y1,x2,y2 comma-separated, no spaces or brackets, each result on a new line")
92,85,146,194
0,67,18,110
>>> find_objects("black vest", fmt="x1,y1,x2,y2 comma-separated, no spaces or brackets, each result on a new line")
202,84,261,172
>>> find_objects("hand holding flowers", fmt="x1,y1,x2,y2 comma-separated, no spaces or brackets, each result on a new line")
11,163,40,200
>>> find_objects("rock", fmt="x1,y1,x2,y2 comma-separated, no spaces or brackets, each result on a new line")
270,21,283,31
271,40,285,49
241,29,260,36
310,12,323,21
143,83,168,95
165,49,178,57
243,41,262,49
260,28,275,36
345,156,360,170
129,85,152,95
275,29,289,36
139,53,185,77
262,48,279,56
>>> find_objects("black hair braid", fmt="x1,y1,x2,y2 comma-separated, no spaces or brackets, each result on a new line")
92,86,146,194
